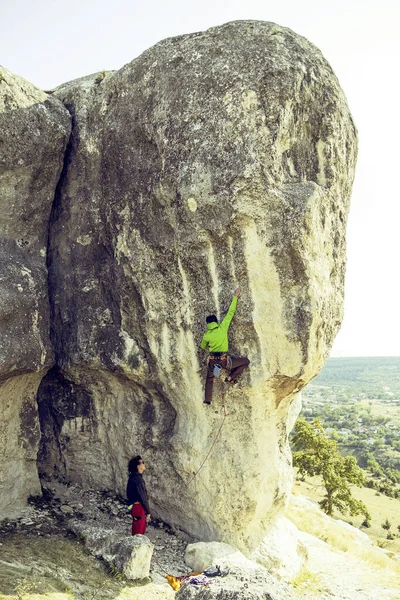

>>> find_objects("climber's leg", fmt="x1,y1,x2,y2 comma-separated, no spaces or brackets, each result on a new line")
227,357,250,382
204,361,215,404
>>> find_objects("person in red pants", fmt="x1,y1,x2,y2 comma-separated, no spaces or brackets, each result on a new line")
126,455,151,535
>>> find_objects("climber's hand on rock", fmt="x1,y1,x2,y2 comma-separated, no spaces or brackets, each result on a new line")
146,514,151,523
234,287,241,297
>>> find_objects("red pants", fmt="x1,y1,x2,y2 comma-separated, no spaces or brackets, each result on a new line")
131,503,147,535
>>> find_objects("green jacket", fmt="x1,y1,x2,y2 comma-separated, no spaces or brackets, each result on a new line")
201,296,238,353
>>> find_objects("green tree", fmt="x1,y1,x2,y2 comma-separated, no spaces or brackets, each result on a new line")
292,418,370,518
382,518,391,532
366,458,384,478
361,514,371,528
386,468,400,484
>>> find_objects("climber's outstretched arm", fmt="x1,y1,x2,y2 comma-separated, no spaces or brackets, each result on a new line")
220,288,240,331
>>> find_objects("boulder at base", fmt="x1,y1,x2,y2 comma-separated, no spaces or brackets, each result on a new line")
70,520,154,580
179,541,296,599
185,541,260,573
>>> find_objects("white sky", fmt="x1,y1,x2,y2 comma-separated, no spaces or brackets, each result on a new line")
1,0,399,357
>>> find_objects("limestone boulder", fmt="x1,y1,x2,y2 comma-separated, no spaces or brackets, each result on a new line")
70,520,154,580
0,66,71,517
175,583,288,600
184,540,300,596
185,541,261,572
36,20,357,555
250,516,307,579
177,552,295,600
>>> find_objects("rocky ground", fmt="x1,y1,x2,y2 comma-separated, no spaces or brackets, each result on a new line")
0,481,181,599
0,482,294,600
1,484,400,600
295,530,400,600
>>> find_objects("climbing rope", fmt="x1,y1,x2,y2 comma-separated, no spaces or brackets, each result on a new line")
152,554,183,591
186,380,228,487
151,553,170,575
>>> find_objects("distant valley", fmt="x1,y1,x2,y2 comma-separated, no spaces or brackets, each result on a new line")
297,356,400,552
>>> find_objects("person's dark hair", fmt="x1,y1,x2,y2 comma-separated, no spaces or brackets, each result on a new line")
206,315,218,324
128,455,143,474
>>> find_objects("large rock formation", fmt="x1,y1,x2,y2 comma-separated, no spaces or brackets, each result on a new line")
36,21,357,551
0,67,70,516
0,20,357,556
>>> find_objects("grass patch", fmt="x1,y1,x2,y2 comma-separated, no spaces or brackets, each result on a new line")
291,477,400,587
0,532,171,600
359,398,400,424
291,568,323,594
294,476,400,552
0,533,126,599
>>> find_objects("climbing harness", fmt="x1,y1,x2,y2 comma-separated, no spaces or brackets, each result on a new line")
209,352,231,378
128,501,147,520
208,353,232,370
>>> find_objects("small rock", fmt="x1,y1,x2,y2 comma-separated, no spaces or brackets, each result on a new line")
60,505,74,515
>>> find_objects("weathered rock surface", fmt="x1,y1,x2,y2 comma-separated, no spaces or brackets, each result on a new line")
186,530,306,581
250,516,307,579
70,520,154,579
285,494,400,599
0,19,357,575
33,20,357,558
177,555,296,600
183,540,299,598
185,541,260,573
2,487,399,600
0,66,71,517
176,583,286,600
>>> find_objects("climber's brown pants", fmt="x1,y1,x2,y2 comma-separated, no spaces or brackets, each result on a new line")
205,356,250,404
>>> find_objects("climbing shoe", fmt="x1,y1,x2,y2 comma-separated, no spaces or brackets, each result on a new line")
224,377,238,385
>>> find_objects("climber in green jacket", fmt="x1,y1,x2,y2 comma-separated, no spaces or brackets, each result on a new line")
201,287,250,404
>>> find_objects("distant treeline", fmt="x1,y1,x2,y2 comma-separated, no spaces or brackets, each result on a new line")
311,357,400,396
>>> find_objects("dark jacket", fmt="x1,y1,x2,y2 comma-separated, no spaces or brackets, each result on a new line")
126,472,150,514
